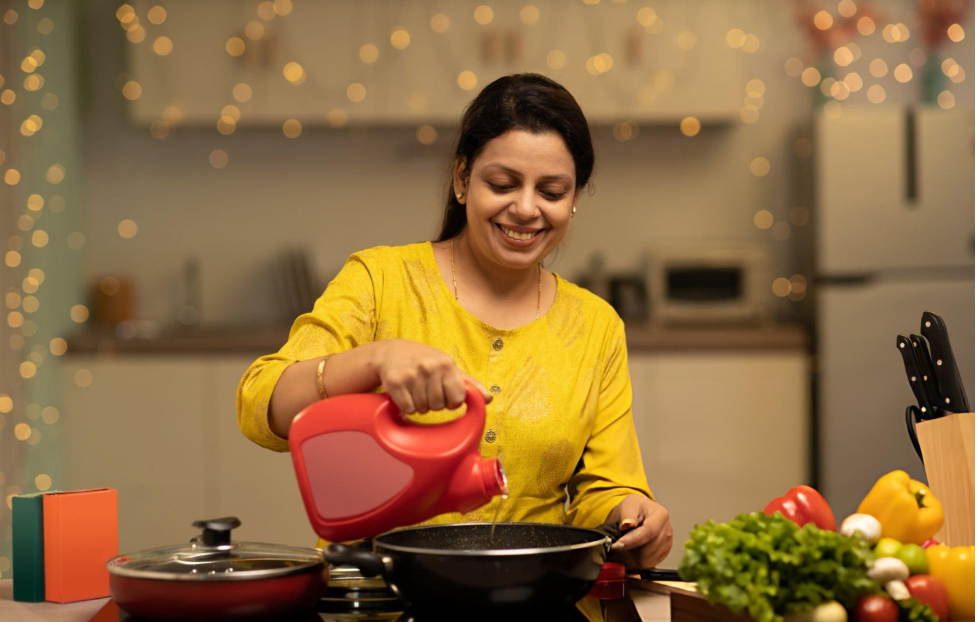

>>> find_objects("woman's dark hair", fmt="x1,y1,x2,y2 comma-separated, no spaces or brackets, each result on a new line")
435,73,595,242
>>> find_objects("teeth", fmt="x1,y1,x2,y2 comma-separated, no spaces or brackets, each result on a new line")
500,226,536,241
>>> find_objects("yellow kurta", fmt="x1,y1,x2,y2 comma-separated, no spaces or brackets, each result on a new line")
236,241,653,620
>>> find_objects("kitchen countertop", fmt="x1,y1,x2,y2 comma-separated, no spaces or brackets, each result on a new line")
64,323,808,355
0,578,740,622
0,581,108,622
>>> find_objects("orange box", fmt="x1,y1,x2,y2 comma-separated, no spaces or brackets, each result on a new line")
43,488,118,603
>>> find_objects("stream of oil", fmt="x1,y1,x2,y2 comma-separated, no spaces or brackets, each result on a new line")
489,494,508,542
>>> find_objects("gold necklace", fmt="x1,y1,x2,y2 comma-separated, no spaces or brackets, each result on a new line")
450,238,542,320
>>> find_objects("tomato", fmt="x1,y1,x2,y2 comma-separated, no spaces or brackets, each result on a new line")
905,575,949,622
852,595,899,622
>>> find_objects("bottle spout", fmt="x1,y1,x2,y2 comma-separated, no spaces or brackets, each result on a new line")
446,456,507,514
481,459,508,497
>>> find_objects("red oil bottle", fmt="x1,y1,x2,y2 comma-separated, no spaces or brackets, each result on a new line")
289,385,507,543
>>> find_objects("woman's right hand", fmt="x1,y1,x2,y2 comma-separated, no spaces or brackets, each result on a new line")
372,339,492,414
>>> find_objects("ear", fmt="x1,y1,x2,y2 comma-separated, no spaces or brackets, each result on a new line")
453,157,468,201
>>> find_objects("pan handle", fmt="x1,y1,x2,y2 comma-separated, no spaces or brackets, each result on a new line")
905,405,924,466
593,521,623,552
324,543,393,578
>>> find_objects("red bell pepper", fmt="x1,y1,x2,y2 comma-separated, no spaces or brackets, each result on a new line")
763,485,837,531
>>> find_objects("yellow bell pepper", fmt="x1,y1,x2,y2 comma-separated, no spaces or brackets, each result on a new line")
925,544,975,620
856,470,944,545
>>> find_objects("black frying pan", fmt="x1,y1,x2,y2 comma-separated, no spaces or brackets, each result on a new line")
324,522,614,612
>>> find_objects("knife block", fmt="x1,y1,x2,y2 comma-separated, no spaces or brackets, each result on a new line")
915,412,974,546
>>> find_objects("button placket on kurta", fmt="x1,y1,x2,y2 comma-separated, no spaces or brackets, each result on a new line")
484,333,504,447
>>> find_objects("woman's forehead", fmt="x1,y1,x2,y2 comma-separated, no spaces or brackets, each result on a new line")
474,130,575,179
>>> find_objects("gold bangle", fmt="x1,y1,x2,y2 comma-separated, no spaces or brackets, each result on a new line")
316,355,332,400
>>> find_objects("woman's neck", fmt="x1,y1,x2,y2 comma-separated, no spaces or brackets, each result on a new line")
453,230,541,303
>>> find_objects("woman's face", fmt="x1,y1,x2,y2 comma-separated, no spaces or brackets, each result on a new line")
456,129,578,272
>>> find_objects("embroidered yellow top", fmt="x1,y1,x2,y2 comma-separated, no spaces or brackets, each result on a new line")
236,241,653,535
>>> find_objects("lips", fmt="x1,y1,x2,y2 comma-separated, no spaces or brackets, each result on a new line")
496,224,541,240
494,223,543,249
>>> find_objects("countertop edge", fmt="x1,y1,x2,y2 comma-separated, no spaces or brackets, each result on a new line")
63,323,809,356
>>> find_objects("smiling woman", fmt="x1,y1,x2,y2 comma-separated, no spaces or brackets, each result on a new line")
236,73,672,621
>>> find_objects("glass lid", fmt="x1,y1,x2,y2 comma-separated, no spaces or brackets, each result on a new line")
107,517,324,581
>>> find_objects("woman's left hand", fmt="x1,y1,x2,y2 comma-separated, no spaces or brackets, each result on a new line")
606,495,673,569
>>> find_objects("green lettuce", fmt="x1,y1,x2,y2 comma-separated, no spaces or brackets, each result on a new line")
678,512,880,622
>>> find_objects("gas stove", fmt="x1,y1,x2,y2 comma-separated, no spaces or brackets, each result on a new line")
91,599,589,622
318,564,590,622
89,564,590,622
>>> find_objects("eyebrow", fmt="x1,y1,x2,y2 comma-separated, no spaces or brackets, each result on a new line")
481,163,572,183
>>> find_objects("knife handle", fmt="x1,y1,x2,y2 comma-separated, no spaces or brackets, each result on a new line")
921,311,971,412
905,405,924,465
638,569,682,582
896,335,933,418
909,334,944,415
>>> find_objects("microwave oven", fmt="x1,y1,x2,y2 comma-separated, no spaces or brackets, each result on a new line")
648,245,773,324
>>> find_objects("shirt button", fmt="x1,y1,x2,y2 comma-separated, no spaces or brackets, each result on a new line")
492,337,504,351
490,384,501,395
484,429,497,443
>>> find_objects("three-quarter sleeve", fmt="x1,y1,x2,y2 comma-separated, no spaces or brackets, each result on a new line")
565,317,653,527
236,251,381,452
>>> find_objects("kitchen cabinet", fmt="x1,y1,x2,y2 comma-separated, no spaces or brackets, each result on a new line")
629,351,810,569
126,0,743,127
61,344,808,564
61,356,318,552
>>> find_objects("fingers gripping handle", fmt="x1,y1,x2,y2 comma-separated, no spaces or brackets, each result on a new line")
383,382,486,430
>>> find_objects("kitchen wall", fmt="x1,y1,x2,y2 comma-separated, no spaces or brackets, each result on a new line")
78,0,974,327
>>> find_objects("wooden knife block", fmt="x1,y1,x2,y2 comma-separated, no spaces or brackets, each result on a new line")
916,412,975,546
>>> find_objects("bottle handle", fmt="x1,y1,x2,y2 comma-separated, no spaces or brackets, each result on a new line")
380,381,486,429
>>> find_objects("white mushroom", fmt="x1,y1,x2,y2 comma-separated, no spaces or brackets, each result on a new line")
885,580,910,601
839,514,882,545
868,557,910,583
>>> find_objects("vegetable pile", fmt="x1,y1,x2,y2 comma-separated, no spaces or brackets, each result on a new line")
677,470,974,622
678,512,878,622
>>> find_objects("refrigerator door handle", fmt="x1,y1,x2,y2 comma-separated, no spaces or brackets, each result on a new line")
904,109,917,204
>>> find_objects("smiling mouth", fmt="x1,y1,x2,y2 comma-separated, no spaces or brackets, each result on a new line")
497,224,542,241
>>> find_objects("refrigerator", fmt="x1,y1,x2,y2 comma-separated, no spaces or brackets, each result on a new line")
815,105,975,518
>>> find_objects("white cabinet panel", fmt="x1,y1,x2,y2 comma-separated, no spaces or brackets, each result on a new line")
630,351,809,569
62,355,320,551
62,357,212,553
213,357,319,548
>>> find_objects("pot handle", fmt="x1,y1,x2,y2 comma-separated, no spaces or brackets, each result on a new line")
593,521,622,552
324,543,392,578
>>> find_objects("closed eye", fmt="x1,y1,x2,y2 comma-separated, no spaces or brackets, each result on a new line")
489,183,515,192
489,183,566,201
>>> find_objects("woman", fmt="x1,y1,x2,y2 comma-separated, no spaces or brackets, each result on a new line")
236,73,672,612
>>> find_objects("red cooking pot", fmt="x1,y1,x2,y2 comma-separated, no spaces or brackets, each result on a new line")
106,517,326,622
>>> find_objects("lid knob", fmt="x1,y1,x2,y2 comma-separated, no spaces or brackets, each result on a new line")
191,517,241,546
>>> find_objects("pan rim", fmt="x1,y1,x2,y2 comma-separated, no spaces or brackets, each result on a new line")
107,558,324,582
372,522,611,557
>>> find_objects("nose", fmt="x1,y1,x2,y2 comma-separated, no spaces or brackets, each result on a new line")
509,188,539,222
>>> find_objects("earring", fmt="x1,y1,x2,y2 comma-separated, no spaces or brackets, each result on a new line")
572,205,577,215
456,193,462,200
